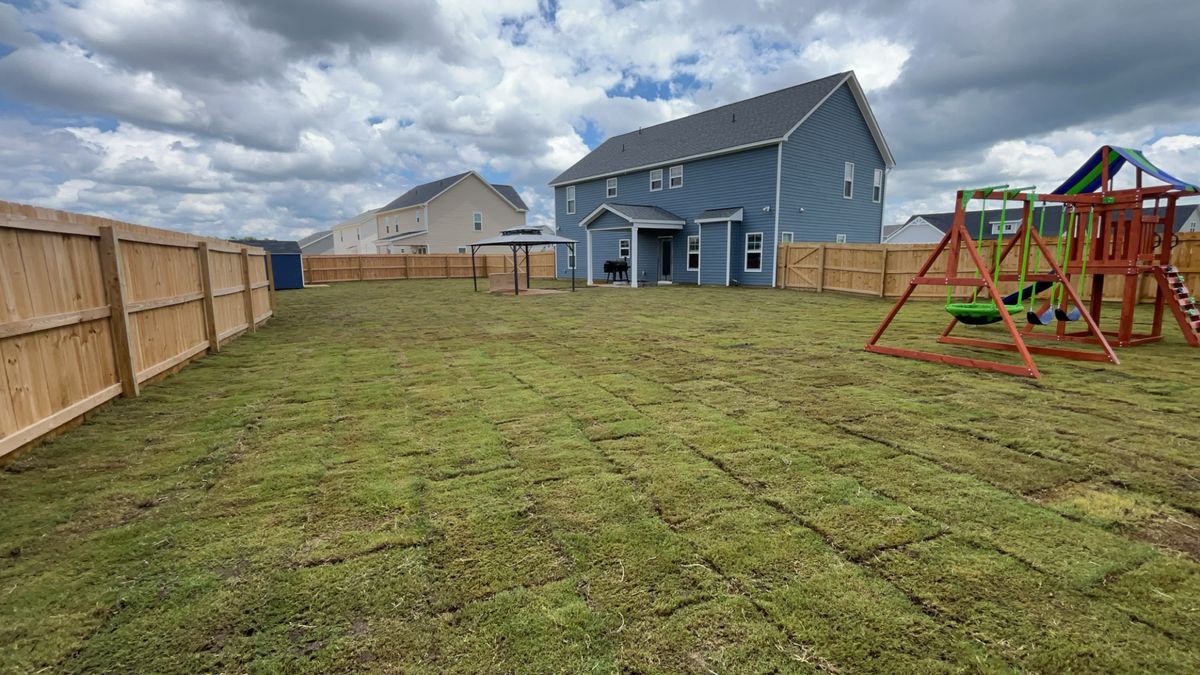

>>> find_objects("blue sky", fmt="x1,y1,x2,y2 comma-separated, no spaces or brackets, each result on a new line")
0,0,1197,240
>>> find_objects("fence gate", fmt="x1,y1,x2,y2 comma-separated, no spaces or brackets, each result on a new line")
776,244,822,291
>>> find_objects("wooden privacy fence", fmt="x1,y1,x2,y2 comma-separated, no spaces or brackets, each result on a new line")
303,251,557,284
0,200,274,458
777,233,1200,301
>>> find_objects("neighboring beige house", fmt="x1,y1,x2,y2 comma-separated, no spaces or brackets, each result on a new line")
373,171,528,253
332,209,380,255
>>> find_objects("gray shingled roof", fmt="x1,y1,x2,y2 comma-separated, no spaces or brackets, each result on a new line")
696,207,743,221
379,172,527,212
550,72,850,186
905,203,1198,241
604,203,686,223
298,230,331,246
237,239,301,254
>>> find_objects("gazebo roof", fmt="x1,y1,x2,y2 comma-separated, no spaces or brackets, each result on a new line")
470,228,577,247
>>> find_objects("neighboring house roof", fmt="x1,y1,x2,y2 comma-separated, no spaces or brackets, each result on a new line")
298,230,332,248
377,228,429,242
895,203,1200,241
333,209,378,232
377,171,527,213
580,203,687,228
237,239,301,254
881,224,905,240
696,207,744,222
549,70,894,186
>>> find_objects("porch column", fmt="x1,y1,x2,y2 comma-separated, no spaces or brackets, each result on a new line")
586,228,593,286
725,220,731,286
630,225,639,288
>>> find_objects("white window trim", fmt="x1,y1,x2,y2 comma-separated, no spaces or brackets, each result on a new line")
457,246,467,253
989,220,1020,235
669,165,683,189
872,168,883,203
566,247,576,269
649,169,663,192
843,161,854,200
781,232,794,243
566,185,576,215
835,234,848,244
473,211,483,231
686,235,700,271
744,232,763,272
618,238,630,258
606,177,618,198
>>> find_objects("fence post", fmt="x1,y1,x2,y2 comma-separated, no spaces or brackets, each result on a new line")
879,246,889,297
356,255,364,282
265,253,277,312
97,226,139,398
405,255,412,279
443,255,450,278
197,242,220,353
240,247,256,333
816,244,827,293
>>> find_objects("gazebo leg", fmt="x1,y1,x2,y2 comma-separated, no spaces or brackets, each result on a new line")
524,244,531,290
471,246,478,292
511,245,519,296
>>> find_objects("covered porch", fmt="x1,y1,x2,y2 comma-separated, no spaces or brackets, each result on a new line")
579,203,685,288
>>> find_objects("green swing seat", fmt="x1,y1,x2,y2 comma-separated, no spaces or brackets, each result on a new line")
945,302,1025,325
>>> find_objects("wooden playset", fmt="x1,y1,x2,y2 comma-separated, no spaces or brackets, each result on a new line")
866,146,1199,378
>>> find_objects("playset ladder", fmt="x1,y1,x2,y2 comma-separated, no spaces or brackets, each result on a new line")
1156,265,1200,347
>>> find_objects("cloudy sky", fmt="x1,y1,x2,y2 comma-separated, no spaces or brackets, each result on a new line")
0,0,1198,240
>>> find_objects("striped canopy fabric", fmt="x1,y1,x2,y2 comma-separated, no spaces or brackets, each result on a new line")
1053,145,1199,194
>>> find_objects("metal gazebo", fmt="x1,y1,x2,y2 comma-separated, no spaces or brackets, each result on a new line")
469,228,577,295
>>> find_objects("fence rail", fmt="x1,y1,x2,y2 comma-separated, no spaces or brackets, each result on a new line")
777,233,1200,301
0,200,273,458
302,251,557,284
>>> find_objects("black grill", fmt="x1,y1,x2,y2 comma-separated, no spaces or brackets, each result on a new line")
603,259,629,282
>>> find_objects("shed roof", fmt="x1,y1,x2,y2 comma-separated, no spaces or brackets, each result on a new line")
238,239,301,254
549,71,893,186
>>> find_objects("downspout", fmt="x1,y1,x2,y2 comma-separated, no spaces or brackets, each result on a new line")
772,141,782,288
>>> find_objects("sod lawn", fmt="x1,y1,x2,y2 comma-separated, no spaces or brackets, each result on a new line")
2,280,1198,673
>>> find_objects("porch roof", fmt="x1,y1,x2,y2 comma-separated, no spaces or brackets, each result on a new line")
580,203,686,229
695,207,744,223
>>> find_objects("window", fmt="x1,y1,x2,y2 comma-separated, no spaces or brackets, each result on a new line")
835,234,847,243
781,232,794,243
745,232,763,272
618,238,630,258
457,246,468,254
686,235,700,271
413,245,428,254
473,212,483,231
872,168,883,203
650,169,663,191
566,246,576,269
416,212,421,224
669,165,683,188
606,177,618,198
843,162,854,199
565,185,576,215
339,231,344,242
990,220,1020,235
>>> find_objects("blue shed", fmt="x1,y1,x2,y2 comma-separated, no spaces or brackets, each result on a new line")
239,239,305,290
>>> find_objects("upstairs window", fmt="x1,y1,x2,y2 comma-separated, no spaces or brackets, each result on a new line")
843,162,854,199
606,177,618,198
566,185,576,215
872,168,883,203
650,169,663,191
473,212,483,231
669,165,683,188
618,238,630,258
416,211,421,224
686,235,700,270
990,220,1020,235
745,232,763,272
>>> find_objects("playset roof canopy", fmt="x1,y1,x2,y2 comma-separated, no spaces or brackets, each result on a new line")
1053,145,1199,195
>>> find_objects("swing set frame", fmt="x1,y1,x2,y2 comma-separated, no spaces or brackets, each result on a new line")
866,147,1199,378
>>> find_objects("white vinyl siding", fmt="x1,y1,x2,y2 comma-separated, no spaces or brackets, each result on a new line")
606,177,618,198
872,168,883,203
744,232,763,272
649,169,663,191
566,185,576,215
618,238,630,258
843,162,854,199
669,165,683,189
686,235,700,270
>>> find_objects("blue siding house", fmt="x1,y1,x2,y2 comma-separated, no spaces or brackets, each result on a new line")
549,71,895,287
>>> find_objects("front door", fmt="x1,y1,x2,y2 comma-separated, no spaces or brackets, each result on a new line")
659,238,672,281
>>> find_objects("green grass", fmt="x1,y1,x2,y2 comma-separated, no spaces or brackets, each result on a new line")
2,280,1199,673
